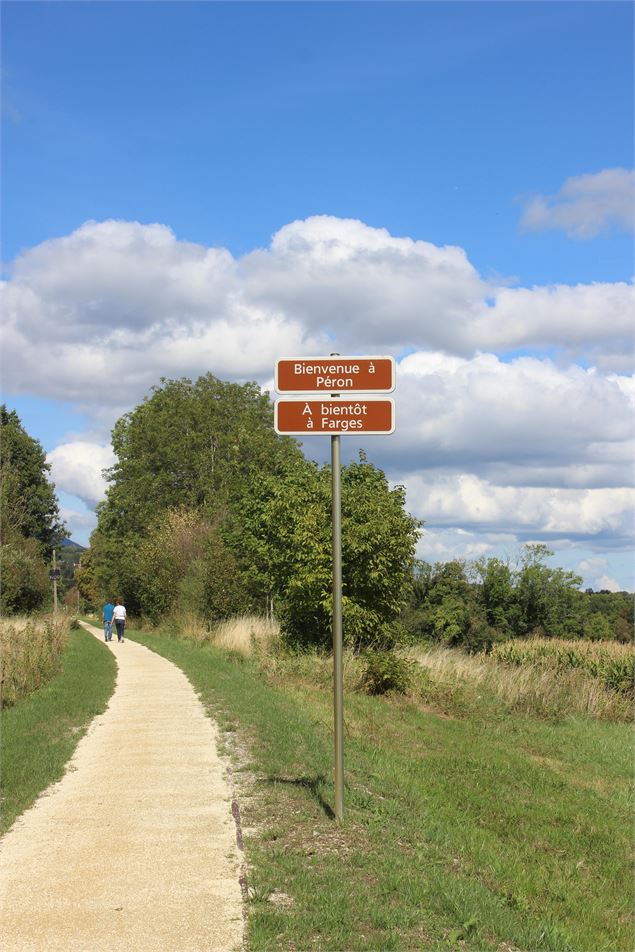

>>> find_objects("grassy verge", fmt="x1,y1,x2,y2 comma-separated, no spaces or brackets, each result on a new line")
126,626,633,952
1,627,117,835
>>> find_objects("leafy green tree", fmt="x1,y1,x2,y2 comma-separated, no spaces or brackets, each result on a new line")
235,452,420,650
75,548,99,609
474,557,520,634
413,560,479,646
135,507,248,624
100,375,301,537
0,407,65,613
515,544,583,638
94,375,303,608
0,406,65,555
0,537,50,614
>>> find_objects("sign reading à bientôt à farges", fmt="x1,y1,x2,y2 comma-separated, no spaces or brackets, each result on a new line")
275,397,394,435
275,356,395,393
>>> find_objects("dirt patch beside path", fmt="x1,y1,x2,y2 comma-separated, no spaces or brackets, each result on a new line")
0,622,244,951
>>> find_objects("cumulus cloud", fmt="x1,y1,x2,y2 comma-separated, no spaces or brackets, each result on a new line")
59,506,99,543
47,442,116,508
596,575,622,592
372,352,635,489
519,168,635,238
402,473,634,547
3,216,632,430
3,215,633,577
469,281,634,371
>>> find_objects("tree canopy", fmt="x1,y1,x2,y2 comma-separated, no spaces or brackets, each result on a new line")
1,406,65,613
90,375,421,648
1,406,64,554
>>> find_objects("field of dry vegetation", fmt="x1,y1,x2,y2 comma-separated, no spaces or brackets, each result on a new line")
0,614,71,707
176,615,633,723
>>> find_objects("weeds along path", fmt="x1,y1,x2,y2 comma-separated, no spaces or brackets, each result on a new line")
0,622,243,952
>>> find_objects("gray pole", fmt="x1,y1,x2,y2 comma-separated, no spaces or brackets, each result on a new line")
331,432,344,822
52,548,58,614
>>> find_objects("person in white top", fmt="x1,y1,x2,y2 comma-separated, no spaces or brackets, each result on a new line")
112,599,127,642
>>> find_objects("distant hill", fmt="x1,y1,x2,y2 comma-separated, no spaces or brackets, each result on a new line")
61,539,86,551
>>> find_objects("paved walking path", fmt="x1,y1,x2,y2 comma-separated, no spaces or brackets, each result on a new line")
0,622,243,951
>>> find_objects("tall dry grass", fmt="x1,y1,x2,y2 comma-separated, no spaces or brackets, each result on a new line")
210,615,280,655
406,644,632,721
0,614,70,707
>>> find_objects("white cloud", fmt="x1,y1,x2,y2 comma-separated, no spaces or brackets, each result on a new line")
519,168,635,238
2,217,632,431
596,575,622,593
241,215,489,351
59,506,99,545
47,442,116,508
3,216,633,582
402,472,634,545
469,281,634,371
379,352,634,488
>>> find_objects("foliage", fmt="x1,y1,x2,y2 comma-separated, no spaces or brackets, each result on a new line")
0,406,66,613
233,451,420,650
361,650,415,695
75,547,99,608
91,375,420,644
0,405,65,555
98,374,301,536
0,537,51,615
514,543,583,638
403,545,632,648
135,507,249,624
92,374,304,612
490,637,634,696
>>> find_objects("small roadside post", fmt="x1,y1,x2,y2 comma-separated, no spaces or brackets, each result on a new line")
49,550,61,613
275,355,395,821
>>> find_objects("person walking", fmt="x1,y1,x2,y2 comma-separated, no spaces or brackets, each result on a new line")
103,600,114,642
113,599,127,642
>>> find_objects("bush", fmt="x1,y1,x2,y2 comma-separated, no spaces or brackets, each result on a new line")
0,538,50,614
361,651,415,695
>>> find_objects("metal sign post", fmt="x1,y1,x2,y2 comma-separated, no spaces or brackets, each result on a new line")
274,354,395,822
331,431,344,822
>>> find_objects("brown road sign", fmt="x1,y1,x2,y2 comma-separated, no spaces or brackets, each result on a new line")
275,398,395,435
275,356,395,393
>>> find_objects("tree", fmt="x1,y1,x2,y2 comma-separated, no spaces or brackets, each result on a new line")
100,375,301,537
0,406,65,555
93,375,304,608
75,548,99,608
474,557,520,634
0,537,50,614
0,407,65,613
413,560,476,646
515,544,583,638
234,452,421,650
135,507,248,624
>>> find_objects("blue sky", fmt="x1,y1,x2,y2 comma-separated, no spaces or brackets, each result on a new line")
2,1,633,589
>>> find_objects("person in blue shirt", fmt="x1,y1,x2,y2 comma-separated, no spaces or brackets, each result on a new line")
103,601,115,642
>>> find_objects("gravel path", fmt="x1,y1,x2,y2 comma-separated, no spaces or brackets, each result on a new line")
0,622,244,951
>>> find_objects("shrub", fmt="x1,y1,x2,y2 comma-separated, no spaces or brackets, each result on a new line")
361,651,415,695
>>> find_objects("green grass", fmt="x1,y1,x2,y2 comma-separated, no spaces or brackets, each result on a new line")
1,627,117,835
126,627,633,952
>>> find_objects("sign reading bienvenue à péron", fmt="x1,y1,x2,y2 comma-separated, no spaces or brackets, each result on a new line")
275,356,395,394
